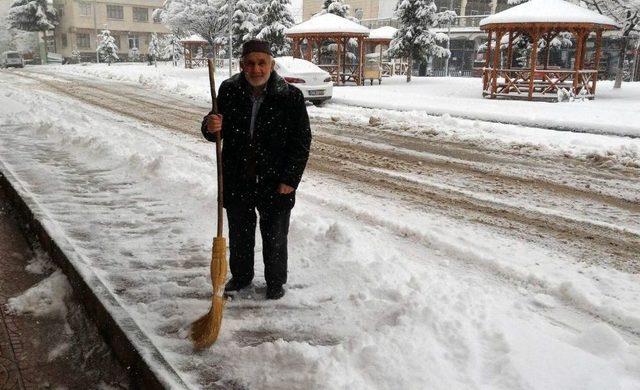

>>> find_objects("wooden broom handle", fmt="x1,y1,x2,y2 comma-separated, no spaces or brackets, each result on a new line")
208,59,223,238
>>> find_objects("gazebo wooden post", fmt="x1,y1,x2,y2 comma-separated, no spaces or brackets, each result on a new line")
572,29,585,94
306,38,313,60
506,31,514,69
579,30,588,89
484,30,493,93
336,38,342,85
315,39,321,65
544,33,551,69
342,37,347,84
485,30,493,68
292,39,299,59
187,43,192,69
491,30,504,98
592,29,603,95
358,36,365,85
528,29,540,100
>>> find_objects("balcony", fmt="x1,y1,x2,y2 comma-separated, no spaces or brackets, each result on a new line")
360,15,489,30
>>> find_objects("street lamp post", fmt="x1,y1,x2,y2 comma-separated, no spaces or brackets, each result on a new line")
444,0,454,77
94,0,99,63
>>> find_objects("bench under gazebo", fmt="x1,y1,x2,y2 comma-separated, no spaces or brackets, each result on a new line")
286,13,369,86
180,34,209,69
479,0,618,101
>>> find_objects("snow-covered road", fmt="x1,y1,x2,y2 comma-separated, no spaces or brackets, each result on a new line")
1,69,639,389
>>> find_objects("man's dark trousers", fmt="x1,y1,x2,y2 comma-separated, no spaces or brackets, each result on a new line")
226,203,291,288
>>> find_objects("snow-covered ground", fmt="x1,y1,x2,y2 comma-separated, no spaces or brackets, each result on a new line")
21,62,640,169
30,61,640,138
1,67,639,389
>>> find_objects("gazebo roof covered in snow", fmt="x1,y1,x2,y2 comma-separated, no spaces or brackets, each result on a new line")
480,0,618,29
286,13,370,36
367,26,397,41
180,34,208,43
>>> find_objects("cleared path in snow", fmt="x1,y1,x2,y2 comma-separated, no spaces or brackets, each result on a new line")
1,70,639,389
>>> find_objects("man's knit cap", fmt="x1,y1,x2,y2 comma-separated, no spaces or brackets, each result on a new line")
241,39,273,57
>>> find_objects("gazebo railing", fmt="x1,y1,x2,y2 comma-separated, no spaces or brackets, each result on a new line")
483,68,598,100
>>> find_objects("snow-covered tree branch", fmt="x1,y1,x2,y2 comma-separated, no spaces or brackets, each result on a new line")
387,0,456,82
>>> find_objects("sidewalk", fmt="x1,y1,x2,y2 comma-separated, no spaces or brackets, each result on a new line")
0,179,130,389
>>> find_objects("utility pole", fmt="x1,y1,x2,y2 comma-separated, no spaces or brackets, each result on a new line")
94,0,99,63
444,0,454,77
632,37,640,82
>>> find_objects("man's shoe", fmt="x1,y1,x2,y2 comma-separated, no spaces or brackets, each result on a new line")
224,278,251,293
266,285,285,300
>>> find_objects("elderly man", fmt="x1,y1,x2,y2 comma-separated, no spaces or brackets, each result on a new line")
201,39,312,300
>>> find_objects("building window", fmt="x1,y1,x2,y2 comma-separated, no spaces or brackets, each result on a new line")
133,7,148,22
107,4,124,20
128,34,139,49
78,2,91,16
77,33,90,48
62,33,68,48
113,34,121,49
55,5,64,17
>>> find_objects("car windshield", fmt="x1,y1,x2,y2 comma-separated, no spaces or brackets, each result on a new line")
7,53,20,58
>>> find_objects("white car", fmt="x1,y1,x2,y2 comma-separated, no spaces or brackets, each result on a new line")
274,56,333,105
1,51,24,68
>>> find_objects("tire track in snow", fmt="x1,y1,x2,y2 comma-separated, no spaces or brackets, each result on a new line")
11,70,639,274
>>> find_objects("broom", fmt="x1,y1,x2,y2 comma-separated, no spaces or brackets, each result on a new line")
190,59,228,349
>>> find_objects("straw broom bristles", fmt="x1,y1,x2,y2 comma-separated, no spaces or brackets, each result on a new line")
190,236,227,349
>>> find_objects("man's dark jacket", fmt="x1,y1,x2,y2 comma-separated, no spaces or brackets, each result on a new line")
201,71,311,210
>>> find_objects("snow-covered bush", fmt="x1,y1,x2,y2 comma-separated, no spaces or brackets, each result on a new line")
97,29,119,65
129,46,140,62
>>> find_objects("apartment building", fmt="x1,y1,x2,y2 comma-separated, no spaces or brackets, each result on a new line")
52,0,168,61
303,0,510,23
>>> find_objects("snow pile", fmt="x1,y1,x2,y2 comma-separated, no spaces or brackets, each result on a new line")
25,249,58,274
6,270,72,318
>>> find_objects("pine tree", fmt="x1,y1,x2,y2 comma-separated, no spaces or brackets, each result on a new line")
71,47,81,63
129,46,140,61
161,34,183,66
7,0,58,64
221,0,260,56
97,29,119,65
387,0,454,82
583,0,639,88
256,0,296,56
318,0,357,21
148,33,160,67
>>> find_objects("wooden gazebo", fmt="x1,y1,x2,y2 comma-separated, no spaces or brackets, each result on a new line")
365,26,397,81
286,13,370,86
479,0,618,101
180,34,209,69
